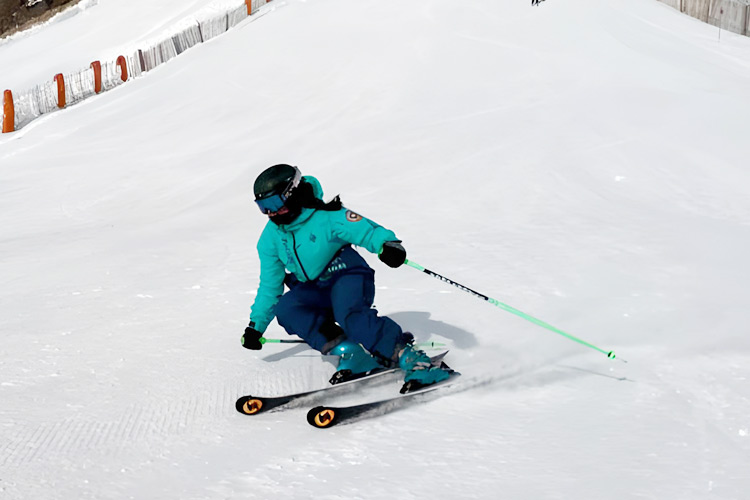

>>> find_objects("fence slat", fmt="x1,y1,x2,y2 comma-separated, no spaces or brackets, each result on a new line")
659,0,750,36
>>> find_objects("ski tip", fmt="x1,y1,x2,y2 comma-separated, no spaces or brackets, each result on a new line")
235,396,264,415
307,406,339,429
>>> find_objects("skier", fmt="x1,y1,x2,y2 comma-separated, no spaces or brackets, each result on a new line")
241,164,450,387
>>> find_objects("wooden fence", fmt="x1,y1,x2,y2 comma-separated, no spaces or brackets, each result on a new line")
657,0,750,36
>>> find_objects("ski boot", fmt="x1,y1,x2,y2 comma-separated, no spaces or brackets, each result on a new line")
329,341,385,385
398,343,451,393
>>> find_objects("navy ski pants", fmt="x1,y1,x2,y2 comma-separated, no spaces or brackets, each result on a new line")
274,247,403,359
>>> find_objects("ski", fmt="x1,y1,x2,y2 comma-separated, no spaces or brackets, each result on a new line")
306,368,460,429
235,352,448,416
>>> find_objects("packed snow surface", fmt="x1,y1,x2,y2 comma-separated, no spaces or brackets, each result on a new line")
2,0,750,499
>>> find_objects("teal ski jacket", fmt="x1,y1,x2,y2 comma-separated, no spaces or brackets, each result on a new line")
249,176,398,333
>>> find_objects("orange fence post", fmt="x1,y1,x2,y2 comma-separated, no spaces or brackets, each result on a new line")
116,56,128,82
91,61,102,93
54,73,66,108
246,1,272,16
2,90,14,133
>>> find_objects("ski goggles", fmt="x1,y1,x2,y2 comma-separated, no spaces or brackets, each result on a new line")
254,167,302,214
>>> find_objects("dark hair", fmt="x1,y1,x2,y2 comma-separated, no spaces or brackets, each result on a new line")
268,179,342,226
292,179,343,212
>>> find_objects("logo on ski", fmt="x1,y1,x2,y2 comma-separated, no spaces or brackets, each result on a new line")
311,409,337,428
239,398,263,415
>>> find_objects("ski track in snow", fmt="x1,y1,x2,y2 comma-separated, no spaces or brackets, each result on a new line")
0,352,548,484
1,378,231,469
0,361,504,469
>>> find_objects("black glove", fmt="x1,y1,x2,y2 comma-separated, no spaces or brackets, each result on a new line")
241,323,263,350
379,241,406,268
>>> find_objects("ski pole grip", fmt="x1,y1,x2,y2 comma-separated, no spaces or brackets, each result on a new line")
404,259,425,271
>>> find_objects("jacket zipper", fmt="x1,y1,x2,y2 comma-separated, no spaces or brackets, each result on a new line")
291,232,311,281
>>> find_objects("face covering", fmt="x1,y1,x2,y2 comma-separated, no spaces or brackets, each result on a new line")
269,207,302,225
268,183,306,225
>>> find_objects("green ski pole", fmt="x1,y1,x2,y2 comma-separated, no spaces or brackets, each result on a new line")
259,337,445,349
404,259,625,363
259,338,305,345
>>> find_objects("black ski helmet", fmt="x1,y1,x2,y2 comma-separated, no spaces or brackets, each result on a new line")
253,164,301,202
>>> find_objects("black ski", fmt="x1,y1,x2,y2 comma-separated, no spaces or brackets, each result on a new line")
235,367,397,415
235,352,448,416
306,369,460,429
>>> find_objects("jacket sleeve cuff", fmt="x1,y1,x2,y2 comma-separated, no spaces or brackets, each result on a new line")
249,318,269,334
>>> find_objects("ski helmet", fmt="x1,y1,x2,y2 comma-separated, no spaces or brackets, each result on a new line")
253,164,302,214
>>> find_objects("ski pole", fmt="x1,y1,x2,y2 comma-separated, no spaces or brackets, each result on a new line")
259,337,445,350
259,338,305,345
404,259,625,362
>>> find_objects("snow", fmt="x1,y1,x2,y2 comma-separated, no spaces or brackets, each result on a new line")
2,0,750,498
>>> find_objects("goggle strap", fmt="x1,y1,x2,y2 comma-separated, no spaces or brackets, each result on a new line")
282,167,302,198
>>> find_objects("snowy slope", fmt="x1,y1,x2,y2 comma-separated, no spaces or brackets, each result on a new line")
2,0,750,499
0,0,244,90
